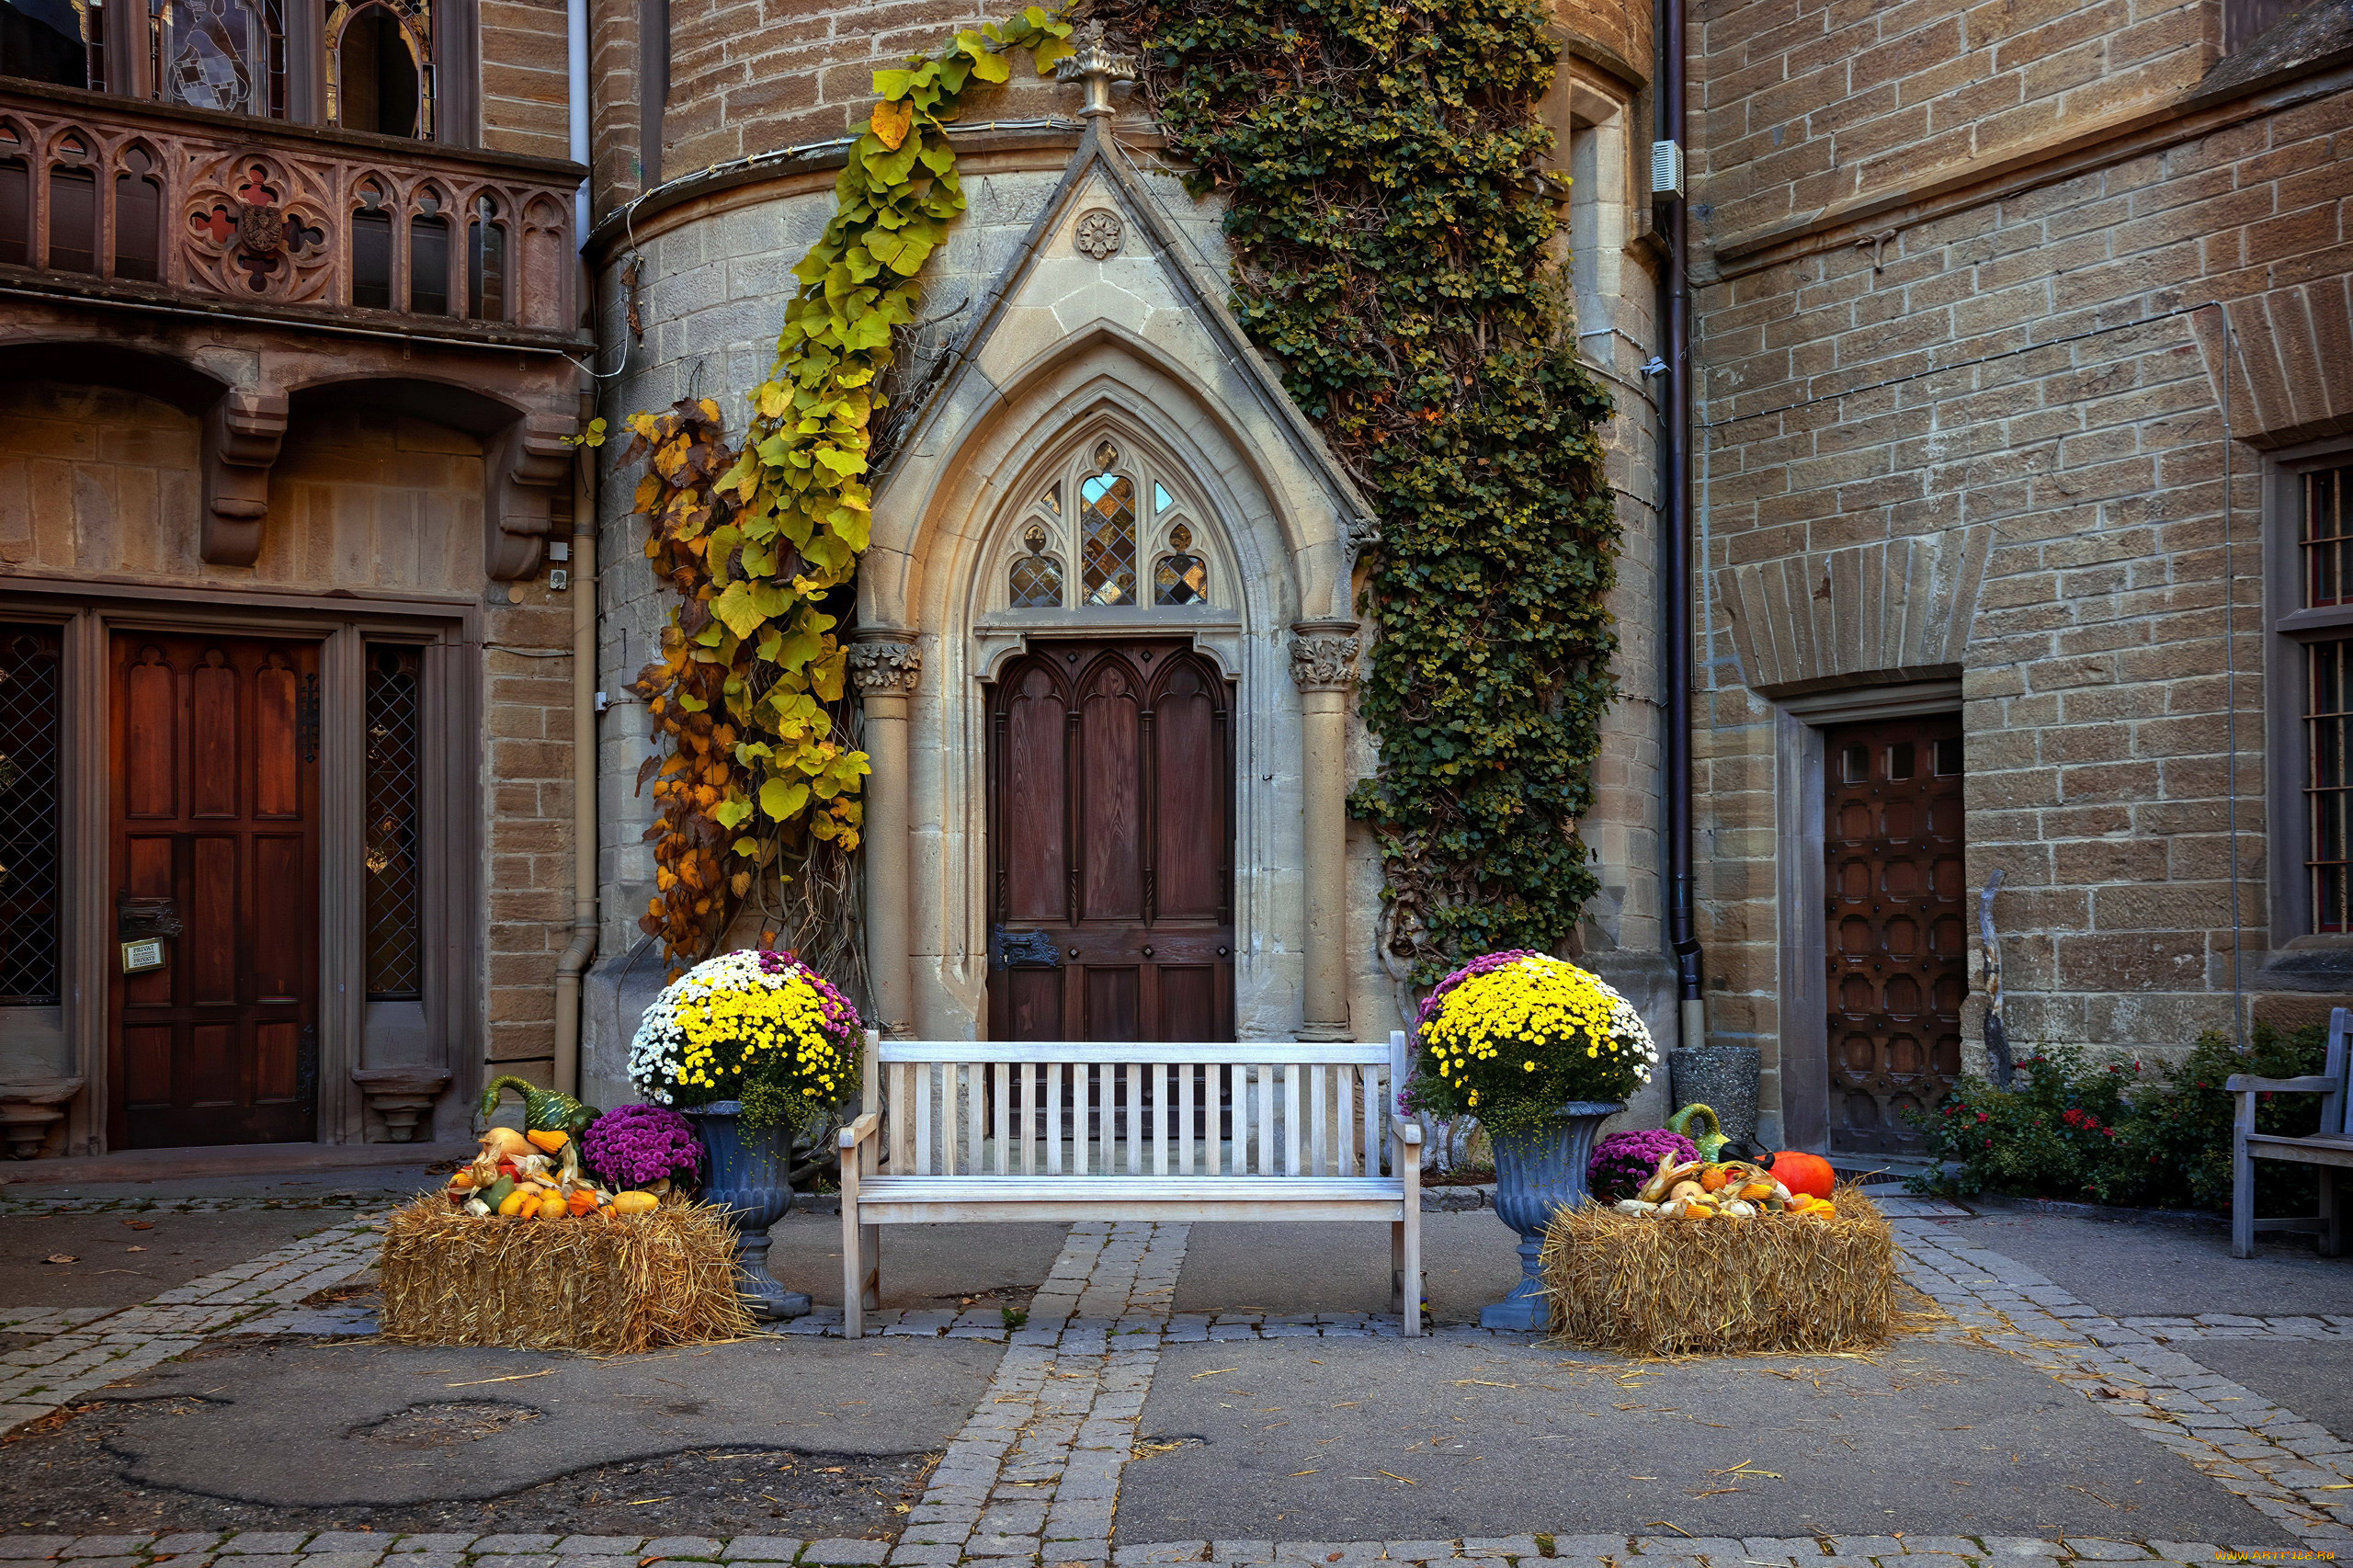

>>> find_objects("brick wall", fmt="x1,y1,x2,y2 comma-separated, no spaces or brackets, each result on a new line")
1691,45,2353,1108
1694,0,2221,248
481,0,575,159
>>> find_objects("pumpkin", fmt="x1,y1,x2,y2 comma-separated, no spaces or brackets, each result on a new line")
1767,1150,1836,1201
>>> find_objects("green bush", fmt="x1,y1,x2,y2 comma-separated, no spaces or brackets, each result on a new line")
1906,1025,2330,1214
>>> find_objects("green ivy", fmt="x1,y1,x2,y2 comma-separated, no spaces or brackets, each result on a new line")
1098,0,1622,985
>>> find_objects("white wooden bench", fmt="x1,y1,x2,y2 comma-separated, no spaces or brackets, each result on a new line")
2230,1005,2349,1258
836,1030,1422,1336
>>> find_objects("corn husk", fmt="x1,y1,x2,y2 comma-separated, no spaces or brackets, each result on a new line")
378,1197,757,1355
1541,1184,1896,1356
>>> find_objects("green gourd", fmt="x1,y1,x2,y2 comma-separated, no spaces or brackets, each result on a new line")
1666,1103,1731,1165
478,1075,599,1139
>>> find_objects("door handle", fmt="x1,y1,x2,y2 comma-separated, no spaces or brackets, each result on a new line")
992,927,1061,970
117,892,183,939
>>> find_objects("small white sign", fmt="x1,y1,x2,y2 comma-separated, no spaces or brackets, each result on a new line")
120,938,165,974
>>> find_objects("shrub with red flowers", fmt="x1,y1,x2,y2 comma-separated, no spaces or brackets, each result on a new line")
1908,1026,2330,1212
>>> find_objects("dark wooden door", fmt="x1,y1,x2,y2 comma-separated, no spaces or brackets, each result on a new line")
1824,714,1965,1158
987,640,1233,1041
109,632,322,1147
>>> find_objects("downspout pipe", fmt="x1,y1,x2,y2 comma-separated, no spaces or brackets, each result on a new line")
566,0,591,238
1659,0,1704,1049
552,440,600,1096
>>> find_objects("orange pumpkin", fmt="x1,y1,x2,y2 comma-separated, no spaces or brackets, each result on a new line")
1768,1150,1836,1201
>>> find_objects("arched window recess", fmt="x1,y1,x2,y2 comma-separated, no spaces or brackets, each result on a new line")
998,436,1225,617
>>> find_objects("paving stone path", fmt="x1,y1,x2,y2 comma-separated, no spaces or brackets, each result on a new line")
0,1529,2307,1568
0,1215,379,1430
1894,1220,2353,1549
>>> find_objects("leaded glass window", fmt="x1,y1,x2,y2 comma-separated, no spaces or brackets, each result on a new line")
1079,444,1137,607
1154,521,1207,606
364,644,424,1000
0,628,60,1007
1008,520,1063,608
1002,437,1218,613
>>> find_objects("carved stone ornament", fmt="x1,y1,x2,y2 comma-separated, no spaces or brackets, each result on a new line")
1074,207,1124,261
1053,19,1140,117
1289,631,1361,691
847,641,922,695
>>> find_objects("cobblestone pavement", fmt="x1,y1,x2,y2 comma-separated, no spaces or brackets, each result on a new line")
1895,1219,2353,1549
0,1528,2311,1567
0,1215,378,1431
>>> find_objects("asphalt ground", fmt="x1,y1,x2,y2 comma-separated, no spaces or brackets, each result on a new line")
762,1212,1074,1314
1173,1212,1523,1324
1111,1334,2298,1544
0,1211,370,1308
1919,1210,2353,1318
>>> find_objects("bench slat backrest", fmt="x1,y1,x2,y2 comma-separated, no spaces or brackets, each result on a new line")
861,1031,1412,1179
2325,1007,2350,1138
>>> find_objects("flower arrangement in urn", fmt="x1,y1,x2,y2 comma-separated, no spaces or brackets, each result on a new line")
581,1103,703,1198
627,949,863,1131
1410,949,1659,1139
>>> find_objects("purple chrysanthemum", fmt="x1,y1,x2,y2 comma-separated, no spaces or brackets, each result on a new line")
1587,1128,1699,1200
581,1103,703,1188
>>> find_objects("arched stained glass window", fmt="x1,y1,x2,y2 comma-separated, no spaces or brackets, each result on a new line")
1000,437,1219,614
1079,442,1137,607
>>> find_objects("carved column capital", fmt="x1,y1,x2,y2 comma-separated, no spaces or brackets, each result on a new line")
847,639,922,696
1289,621,1361,692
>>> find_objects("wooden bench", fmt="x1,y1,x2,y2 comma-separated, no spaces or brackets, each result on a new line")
837,1030,1423,1337
2229,1005,2349,1258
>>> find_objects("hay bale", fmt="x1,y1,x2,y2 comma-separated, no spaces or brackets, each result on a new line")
379,1198,758,1355
1540,1186,1896,1356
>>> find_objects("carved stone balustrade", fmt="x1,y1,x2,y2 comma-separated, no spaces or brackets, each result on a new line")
0,79,585,345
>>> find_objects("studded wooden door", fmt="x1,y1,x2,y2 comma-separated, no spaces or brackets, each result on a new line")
1824,716,1965,1157
108,632,322,1148
986,640,1234,1041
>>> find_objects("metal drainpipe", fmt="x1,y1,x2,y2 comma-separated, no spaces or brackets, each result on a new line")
1660,0,1704,1050
552,440,600,1096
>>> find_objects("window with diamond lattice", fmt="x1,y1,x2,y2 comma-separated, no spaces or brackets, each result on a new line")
0,628,60,1006
364,644,424,1000
1079,452,1138,607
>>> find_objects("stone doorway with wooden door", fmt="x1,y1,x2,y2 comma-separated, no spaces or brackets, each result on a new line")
108,631,324,1148
984,637,1235,1042
1820,712,1967,1160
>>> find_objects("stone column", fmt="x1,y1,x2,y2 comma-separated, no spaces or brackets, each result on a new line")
1290,620,1361,1042
849,634,921,1040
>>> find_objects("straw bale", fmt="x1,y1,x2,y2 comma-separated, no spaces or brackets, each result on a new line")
1540,1185,1897,1356
379,1198,758,1354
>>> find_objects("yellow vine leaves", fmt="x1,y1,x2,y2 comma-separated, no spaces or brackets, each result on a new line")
624,6,1074,967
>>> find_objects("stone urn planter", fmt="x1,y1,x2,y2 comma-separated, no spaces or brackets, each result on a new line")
1480,1100,1624,1331
683,1101,809,1321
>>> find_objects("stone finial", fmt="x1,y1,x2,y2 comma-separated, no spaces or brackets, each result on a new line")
847,640,922,695
1054,20,1139,119
1289,629,1361,692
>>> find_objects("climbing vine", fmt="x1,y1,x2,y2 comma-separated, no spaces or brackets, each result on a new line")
1097,0,1622,986
625,7,1074,969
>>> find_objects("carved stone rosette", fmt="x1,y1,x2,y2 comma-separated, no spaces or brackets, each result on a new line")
1289,631,1361,692
847,641,922,696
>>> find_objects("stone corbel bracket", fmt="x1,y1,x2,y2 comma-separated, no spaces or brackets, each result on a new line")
199,390,290,567
485,413,578,581
0,1077,85,1159
351,1065,453,1143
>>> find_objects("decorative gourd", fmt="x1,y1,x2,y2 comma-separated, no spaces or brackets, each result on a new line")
1666,1104,1731,1163
609,1190,660,1215
477,1076,600,1139
526,1130,570,1154
1767,1150,1836,1201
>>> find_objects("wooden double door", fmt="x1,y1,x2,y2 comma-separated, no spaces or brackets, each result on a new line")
986,639,1234,1041
1823,713,1965,1157
108,631,321,1147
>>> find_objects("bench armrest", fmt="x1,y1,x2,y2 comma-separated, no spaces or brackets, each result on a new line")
839,1111,882,1151
2224,1074,2339,1094
1392,1116,1423,1147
